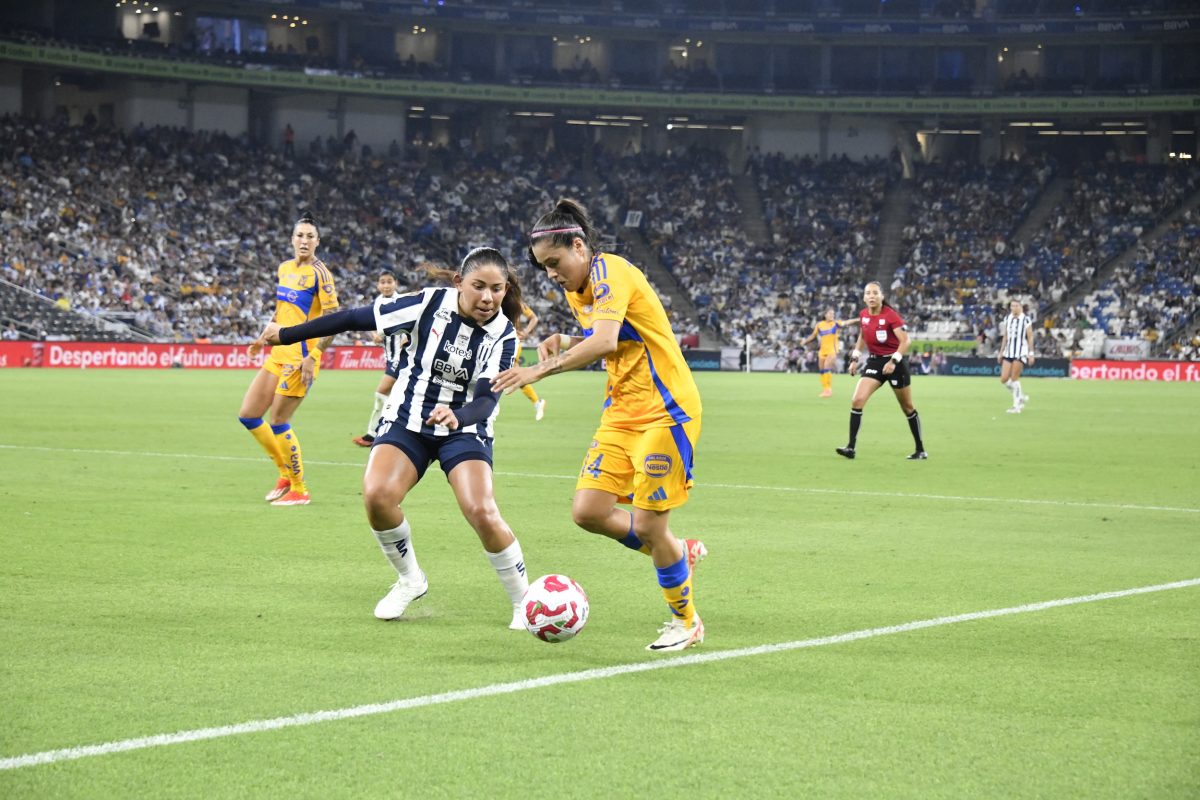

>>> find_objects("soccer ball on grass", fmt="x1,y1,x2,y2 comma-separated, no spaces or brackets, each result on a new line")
521,574,589,643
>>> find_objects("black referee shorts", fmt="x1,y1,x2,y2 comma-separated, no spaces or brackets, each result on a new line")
861,355,911,389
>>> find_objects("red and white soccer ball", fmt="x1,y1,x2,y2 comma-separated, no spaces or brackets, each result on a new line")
521,574,589,643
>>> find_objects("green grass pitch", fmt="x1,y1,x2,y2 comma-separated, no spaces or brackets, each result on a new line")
1,369,1197,798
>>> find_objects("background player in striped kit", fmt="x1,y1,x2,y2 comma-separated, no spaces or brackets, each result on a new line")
251,248,531,630
493,199,707,653
998,300,1035,414
353,270,410,447
237,212,338,506
801,308,858,397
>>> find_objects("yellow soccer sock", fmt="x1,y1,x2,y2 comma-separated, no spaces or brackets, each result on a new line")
522,384,540,403
821,371,832,391
240,417,289,478
656,555,697,628
272,423,306,492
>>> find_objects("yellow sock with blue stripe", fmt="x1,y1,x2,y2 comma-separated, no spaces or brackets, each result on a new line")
239,417,289,478
272,423,306,492
618,511,652,555
821,370,832,391
521,384,540,403
656,554,696,628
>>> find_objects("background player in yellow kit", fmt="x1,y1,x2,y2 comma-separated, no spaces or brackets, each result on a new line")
514,301,546,421
801,309,859,397
237,212,339,506
493,199,706,653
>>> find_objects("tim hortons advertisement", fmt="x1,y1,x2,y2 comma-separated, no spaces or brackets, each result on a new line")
1070,360,1200,382
0,342,386,369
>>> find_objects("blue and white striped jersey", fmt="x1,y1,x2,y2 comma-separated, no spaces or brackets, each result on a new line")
1001,313,1032,359
373,287,517,438
375,292,406,364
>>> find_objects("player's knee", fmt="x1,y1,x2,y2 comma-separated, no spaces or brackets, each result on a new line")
460,499,502,534
362,479,400,518
570,504,607,533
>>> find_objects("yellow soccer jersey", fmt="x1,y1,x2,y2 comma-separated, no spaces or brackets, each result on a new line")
565,252,701,430
273,258,338,361
816,320,841,355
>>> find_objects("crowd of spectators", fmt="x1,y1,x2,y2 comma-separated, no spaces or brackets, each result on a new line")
0,117,597,344
3,115,1197,362
891,156,1052,337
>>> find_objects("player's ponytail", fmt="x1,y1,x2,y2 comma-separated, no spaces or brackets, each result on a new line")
294,211,319,236
527,198,600,269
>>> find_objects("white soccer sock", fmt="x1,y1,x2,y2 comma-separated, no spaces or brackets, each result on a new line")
1002,379,1012,391
485,539,529,606
1012,381,1023,401
366,392,388,437
373,520,420,578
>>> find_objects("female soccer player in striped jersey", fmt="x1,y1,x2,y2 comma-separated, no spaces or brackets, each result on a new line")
997,300,1035,414
492,199,707,653
238,213,338,506
836,281,928,461
250,248,531,630
352,270,409,446
801,308,859,397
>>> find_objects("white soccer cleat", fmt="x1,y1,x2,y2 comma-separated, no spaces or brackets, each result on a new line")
373,572,429,620
1006,406,1022,414
646,616,705,652
1020,393,1030,403
509,603,525,631
534,399,546,421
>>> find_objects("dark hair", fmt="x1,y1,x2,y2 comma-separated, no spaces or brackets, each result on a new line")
526,198,600,270
422,247,525,326
294,212,319,237
378,270,396,280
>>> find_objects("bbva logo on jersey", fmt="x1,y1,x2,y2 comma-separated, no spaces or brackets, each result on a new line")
434,358,470,382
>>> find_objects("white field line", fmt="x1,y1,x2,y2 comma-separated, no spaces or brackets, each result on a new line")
2,577,1198,771
2,443,1199,514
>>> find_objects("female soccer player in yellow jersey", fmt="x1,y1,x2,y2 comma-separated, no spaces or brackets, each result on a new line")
492,199,707,653
237,213,339,506
801,308,859,397
515,301,547,420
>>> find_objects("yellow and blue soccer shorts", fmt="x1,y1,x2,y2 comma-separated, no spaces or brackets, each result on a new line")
575,418,701,512
264,355,321,398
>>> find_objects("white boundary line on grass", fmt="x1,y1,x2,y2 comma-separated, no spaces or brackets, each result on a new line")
2,577,1198,771
3,443,1198,514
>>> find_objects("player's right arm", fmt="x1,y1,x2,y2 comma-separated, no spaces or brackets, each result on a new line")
997,324,1009,363
848,332,866,376
800,324,820,346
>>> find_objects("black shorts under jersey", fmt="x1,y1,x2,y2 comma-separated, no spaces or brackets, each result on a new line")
861,354,912,389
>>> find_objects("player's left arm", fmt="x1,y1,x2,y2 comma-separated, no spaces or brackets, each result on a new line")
492,318,619,392
1025,324,1036,364
882,326,910,376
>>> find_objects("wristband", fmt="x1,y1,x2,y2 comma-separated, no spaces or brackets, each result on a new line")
558,333,571,349
850,349,861,360
891,353,902,363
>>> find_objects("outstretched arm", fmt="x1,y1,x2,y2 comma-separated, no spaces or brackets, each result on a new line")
250,306,378,355
491,318,619,393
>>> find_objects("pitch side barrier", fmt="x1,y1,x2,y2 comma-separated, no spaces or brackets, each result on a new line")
944,357,1071,378
0,341,387,370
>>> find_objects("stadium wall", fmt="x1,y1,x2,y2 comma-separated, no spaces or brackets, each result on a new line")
0,62,19,116
748,114,897,159
192,85,250,137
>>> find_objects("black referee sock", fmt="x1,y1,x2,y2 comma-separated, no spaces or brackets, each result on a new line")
906,410,924,452
848,408,863,448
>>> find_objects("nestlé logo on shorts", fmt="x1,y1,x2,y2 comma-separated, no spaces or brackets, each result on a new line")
644,453,672,477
